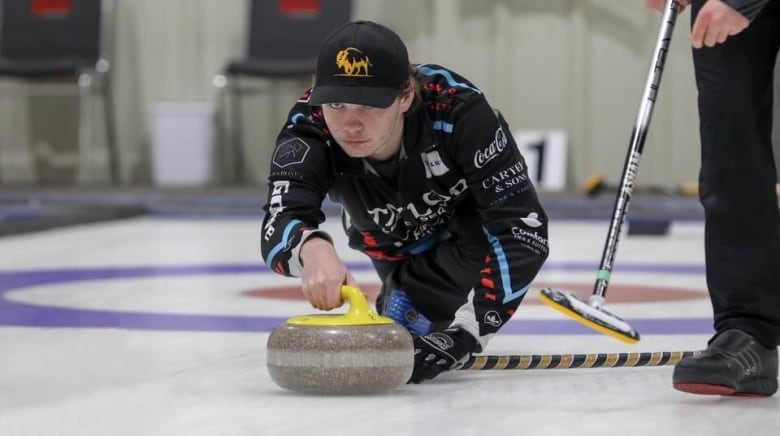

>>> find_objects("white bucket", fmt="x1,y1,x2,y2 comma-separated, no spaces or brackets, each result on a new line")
148,102,214,186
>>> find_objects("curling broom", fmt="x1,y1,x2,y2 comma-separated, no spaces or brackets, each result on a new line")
540,0,682,344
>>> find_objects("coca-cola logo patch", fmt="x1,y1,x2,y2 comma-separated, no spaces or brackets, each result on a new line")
473,126,508,168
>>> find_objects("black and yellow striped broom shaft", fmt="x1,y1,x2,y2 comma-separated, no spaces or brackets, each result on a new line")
460,350,701,370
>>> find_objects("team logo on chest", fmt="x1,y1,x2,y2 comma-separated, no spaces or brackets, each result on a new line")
366,179,468,239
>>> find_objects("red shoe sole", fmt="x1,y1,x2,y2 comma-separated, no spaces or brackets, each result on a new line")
674,382,772,398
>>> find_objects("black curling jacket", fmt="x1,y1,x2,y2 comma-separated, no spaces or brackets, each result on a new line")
260,64,549,348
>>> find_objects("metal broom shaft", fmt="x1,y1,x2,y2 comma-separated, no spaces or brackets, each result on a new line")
592,0,680,303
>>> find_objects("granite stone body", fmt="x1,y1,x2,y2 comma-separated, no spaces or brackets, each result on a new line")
267,323,414,394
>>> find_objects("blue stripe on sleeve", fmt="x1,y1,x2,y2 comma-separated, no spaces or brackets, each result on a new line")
484,227,530,303
266,219,303,266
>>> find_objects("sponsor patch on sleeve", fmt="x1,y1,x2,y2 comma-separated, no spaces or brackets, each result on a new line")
272,138,310,168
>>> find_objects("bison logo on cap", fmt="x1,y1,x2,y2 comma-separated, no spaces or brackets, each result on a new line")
335,47,372,77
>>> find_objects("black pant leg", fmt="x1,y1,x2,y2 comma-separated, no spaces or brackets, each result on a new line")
691,0,780,346
373,199,489,326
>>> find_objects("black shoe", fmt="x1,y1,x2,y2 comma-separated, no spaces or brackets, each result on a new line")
673,329,778,397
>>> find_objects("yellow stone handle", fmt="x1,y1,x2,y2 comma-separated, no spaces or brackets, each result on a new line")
285,285,394,326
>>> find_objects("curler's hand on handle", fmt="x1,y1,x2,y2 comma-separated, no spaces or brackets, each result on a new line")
300,236,358,310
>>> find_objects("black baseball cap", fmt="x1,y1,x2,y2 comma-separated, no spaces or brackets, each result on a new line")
309,20,410,108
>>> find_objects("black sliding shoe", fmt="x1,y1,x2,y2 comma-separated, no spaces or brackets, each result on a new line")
673,329,778,397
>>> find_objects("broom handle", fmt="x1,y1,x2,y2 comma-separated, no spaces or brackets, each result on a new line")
460,350,700,370
593,0,681,301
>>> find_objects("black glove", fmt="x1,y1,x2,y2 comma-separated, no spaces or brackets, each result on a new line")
409,328,478,384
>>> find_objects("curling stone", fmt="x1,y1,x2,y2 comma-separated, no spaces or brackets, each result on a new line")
266,285,414,394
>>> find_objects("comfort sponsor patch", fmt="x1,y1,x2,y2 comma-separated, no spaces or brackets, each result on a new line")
510,226,549,256
273,138,310,168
